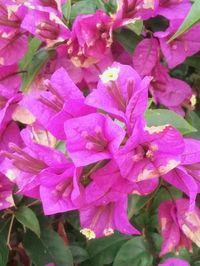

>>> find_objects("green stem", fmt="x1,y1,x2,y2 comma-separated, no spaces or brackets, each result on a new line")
6,214,15,250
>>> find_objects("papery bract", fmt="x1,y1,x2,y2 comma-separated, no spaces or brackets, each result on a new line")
21,67,94,139
159,258,190,266
157,0,191,20
66,10,113,67
133,38,160,77
114,0,159,27
116,123,184,182
21,10,70,46
86,62,150,134
150,63,192,116
40,165,84,215
155,20,200,69
80,195,140,239
158,199,192,256
0,172,14,210
65,113,126,167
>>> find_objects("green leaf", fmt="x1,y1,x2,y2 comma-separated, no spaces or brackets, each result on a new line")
145,109,196,135
23,228,73,266
21,48,54,92
87,234,130,266
15,206,40,237
169,1,200,42
186,111,200,139
128,193,155,218
151,186,183,211
62,0,71,22
114,28,141,53
70,0,97,19
70,245,89,263
113,236,153,266
0,220,10,266
126,20,143,36
20,37,41,71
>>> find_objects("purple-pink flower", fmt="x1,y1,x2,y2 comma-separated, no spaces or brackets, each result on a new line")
80,195,139,239
66,10,113,67
159,258,190,266
159,198,200,255
64,113,125,167
155,20,200,69
116,123,184,182
86,62,151,134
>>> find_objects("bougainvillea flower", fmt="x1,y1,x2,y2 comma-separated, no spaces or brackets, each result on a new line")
133,38,160,77
155,20,200,69
80,195,140,239
65,113,126,167
85,160,159,206
158,199,192,255
157,0,191,20
66,10,113,67
112,41,132,66
48,98,95,140
21,10,70,46
1,126,67,198
0,1,27,34
150,63,192,116
0,84,21,135
40,164,84,215
0,122,23,159
0,173,14,210
113,0,159,27
0,32,28,65
86,62,151,133
162,167,198,210
21,67,93,139
85,160,132,205
0,64,21,91
159,258,190,266
116,124,184,182
0,2,28,65
163,138,200,209
24,0,64,16
176,198,200,248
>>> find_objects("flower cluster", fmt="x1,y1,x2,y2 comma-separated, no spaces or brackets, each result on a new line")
0,0,200,265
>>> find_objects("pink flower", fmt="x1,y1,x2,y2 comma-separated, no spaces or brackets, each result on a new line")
80,196,140,239
150,63,192,116
114,0,159,27
159,198,200,255
133,38,192,115
159,258,190,266
1,125,68,198
64,113,126,167
155,20,200,69
163,138,200,209
0,64,21,91
86,62,151,134
0,83,21,135
21,67,94,140
133,38,160,77
85,160,159,205
158,200,192,256
0,173,14,210
0,31,28,66
24,0,64,16
0,2,28,65
40,164,84,215
116,123,184,182
157,0,191,20
21,10,70,46
66,10,113,67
